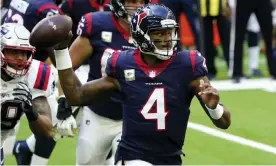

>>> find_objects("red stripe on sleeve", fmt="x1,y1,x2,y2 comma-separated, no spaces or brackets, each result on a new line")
111,51,120,75
36,4,63,16
85,13,92,35
190,50,197,72
33,62,44,89
68,0,73,9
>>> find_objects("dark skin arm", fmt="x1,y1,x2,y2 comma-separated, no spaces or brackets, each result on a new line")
58,68,119,106
30,96,53,137
190,76,231,129
57,36,93,96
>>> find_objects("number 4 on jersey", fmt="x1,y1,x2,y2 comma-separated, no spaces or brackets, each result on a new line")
140,88,168,130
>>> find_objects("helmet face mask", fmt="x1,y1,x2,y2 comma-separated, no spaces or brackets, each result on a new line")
131,4,179,60
147,26,178,58
110,0,150,23
1,23,35,78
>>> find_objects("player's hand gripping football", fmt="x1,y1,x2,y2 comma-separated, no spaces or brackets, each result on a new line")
53,31,73,50
198,79,219,109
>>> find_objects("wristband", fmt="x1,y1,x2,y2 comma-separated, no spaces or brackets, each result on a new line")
205,104,224,120
54,48,72,70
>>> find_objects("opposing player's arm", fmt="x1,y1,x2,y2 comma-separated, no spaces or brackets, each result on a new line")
189,51,231,129
25,61,56,137
30,96,53,137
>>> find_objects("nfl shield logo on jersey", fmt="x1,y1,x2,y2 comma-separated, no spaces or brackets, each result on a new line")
149,71,156,78
124,69,135,81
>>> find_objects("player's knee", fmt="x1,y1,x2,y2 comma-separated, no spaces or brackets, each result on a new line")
34,135,56,158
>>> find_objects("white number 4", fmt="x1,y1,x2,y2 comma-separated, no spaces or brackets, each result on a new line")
140,88,168,130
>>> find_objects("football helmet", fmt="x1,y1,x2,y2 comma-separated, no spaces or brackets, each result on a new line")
1,23,35,78
110,0,151,23
131,4,179,60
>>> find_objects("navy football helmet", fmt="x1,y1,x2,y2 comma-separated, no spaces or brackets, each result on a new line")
131,4,179,60
110,0,151,23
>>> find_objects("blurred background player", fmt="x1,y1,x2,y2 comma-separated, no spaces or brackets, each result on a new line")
229,0,276,83
60,0,111,46
4,0,63,165
1,23,54,165
154,0,201,51
246,14,263,77
55,0,150,165
228,0,263,77
53,4,231,165
199,0,231,80
58,0,112,163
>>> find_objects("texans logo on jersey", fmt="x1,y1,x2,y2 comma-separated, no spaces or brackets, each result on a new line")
131,8,150,32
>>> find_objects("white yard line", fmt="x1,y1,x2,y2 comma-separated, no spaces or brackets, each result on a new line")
189,78,276,154
188,122,276,154
210,78,276,92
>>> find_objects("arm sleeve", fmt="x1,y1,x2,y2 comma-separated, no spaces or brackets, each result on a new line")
27,60,55,99
76,12,93,37
190,51,208,80
105,51,121,78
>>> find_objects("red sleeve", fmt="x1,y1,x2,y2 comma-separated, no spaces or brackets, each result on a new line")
106,51,121,77
77,13,92,36
33,62,52,91
189,50,197,72
190,50,208,79
36,4,64,17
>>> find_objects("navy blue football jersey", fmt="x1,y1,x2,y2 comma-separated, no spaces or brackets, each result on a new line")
106,49,208,165
4,0,63,62
60,0,110,45
5,0,62,32
78,11,135,120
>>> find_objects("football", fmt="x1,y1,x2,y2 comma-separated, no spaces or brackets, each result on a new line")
29,15,72,47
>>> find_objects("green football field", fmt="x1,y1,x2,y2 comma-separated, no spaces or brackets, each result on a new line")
4,49,276,165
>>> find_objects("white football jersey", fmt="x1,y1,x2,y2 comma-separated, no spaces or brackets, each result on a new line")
1,59,55,131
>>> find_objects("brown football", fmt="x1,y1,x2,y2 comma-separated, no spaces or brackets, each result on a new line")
29,15,72,47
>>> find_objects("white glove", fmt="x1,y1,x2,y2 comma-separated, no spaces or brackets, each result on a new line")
55,115,77,138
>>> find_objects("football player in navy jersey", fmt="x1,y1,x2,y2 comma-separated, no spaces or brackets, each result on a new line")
55,0,150,165
4,0,63,165
53,4,231,165
57,3,114,162
60,0,111,45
